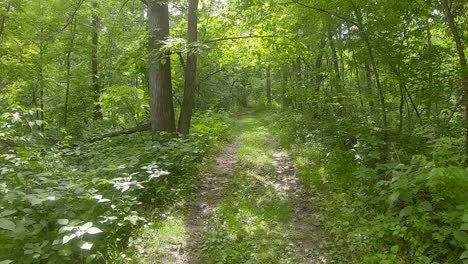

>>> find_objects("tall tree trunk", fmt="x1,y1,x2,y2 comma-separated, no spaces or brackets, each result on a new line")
282,68,291,108
364,62,374,111
0,3,11,40
64,20,76,127
314,33,326,92
266,66,272,104
352,4,388,159
440,0,468,154
38,29,45,132
148,0,176,132
426,19,433,118
327,25,341,92
178,0,199,134
92,1,102,120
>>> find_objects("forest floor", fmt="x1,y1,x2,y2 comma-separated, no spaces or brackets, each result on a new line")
134,112,328,264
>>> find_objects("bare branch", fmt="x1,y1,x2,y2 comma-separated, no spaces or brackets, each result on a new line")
289,0,359,28
62,0,86,31
204,35,286,43
447,94,464,121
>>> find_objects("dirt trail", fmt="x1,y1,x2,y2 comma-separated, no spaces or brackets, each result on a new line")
185,138,241,263
155,137,241,264
271,151,327,264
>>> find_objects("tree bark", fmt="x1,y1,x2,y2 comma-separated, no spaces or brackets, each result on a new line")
148,0,176,132
64,20,76,127
266,66,272,104
92,1,102,120
314,33,326,91
440,0,468,154
328,25,341,91
352,2,388,159
91,124,151,142
0,3,11,40
178,0,199,134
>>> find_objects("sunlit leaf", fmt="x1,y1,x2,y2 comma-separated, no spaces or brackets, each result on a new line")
57,219,69,225
79,241,93,250
0,219,15,231
86,227,103,235
62,234,76,244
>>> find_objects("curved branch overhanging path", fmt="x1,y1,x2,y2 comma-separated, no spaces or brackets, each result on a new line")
149,113,327,264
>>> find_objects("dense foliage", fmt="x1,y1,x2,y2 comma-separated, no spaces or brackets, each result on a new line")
269,110,467,263
0,107,234,263
1,0,467,263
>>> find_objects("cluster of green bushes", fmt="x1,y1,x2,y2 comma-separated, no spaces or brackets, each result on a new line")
0,105,234,263
267,110,467,264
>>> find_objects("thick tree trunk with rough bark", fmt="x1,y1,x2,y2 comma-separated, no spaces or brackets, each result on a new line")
148,0,176,132
178,0,199,134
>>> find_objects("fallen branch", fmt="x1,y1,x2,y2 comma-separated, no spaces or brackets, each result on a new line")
90,124,151,142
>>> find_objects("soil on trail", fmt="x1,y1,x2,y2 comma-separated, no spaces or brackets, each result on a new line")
272,151,327,264
150,114,328,264
185,138,241,263
154,137,241,264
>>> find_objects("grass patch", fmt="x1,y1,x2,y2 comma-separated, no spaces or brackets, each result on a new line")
199,113,301,264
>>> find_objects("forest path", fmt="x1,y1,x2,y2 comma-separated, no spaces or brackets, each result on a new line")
195,113,327,263
136,112,326,264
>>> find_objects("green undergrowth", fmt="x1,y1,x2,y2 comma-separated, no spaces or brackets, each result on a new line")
0,107,235,263
266,109,468,264
199,113,301,264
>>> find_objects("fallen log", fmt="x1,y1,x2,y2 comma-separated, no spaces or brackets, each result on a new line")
90,123,151,142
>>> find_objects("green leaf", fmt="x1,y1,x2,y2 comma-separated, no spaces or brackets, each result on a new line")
454,231,468,242
399,206,413,217
57,219,69,225
62,234,76,244
461,250,468,259
86,227,103,235
0,210,17,217
0,261,13,264
461,223,468,231
81,222,93,230
79,241,93,250
419,201,432,212
388,191,400,206
390,245,399,254
0,219,16,231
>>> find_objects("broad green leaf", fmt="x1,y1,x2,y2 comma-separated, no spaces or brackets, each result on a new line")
62,234,76,244
0,219,16,231
79,241,93,250
388,191,399,206
399,206,413,217
57,219,69,225
0,210,16,217
419,201,432,212
81,222,93,230
0,260,13,264
461,250,468,259
461,223,468,231
391,245,399,254
454,231,468,242
86,227,103,235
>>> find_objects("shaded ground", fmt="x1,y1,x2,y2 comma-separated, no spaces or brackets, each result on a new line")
133,112,327,264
